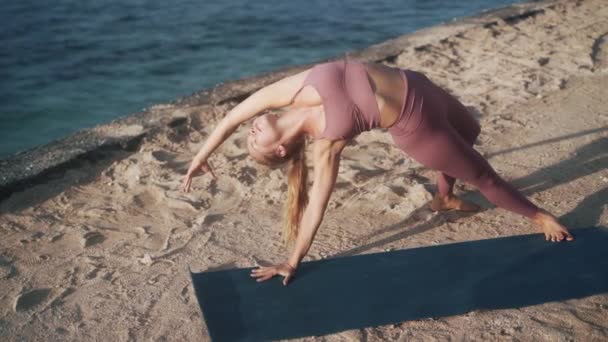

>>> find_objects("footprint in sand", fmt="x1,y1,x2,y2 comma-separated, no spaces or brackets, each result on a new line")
85,263,104,280
82,231,105,248
18,231,45,245
235,166,257,186
167,115,190,142
135,226,152,239
180,284,190,304
14,288,51,312
151,150,172,163
200,213,224,226
0,257,17,279
48,232,64,243
18,254,52,268
150,150,189,173
352,165,386,183
389,185,407,197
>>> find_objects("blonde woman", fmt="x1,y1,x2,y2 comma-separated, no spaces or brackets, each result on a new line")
181,57,574,286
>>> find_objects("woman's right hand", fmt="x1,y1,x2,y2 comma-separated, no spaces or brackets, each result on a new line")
250,262,296,286
182,157,217,192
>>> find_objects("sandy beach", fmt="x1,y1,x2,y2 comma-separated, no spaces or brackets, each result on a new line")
1,0,607,340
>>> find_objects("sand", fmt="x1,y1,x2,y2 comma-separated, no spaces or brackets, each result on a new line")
1,0,607,340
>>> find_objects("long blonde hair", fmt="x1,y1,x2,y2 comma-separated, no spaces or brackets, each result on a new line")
282,138,308,246
254,134,308,246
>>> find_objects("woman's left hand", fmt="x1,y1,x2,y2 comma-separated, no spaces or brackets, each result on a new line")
250,262,296,286
182,157,216,192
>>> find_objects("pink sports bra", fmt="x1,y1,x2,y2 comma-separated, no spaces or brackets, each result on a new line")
292,57,382,140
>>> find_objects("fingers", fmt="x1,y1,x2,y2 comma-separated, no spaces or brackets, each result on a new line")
180,162,219,192
185,178,192,192
250,267,276,282
202,162,217,180
181,176,191,192
181,175,193,193
257,274,274,282
283,273,293,286
250,266,295,285
181,163,196,192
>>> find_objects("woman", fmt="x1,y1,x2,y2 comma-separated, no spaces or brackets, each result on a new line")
181,56,574,286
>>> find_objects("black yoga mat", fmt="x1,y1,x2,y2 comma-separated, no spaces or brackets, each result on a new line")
190,227,608,341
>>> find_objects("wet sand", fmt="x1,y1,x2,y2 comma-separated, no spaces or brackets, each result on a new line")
1,0,607,340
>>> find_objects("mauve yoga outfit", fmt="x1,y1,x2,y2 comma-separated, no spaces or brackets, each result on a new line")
295,57,540,218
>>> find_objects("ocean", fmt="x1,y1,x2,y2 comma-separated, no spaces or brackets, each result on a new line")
0,0,523,158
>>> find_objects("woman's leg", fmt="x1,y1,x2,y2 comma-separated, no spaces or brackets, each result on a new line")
393,122,540,218
436,95,481,198
389,70,573,241
390,70,538,218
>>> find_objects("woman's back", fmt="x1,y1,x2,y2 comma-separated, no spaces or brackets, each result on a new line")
291,59,407,139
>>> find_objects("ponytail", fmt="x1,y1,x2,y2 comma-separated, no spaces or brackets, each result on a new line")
282,138,308,246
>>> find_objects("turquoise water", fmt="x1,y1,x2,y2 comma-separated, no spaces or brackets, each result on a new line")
0,0,523,158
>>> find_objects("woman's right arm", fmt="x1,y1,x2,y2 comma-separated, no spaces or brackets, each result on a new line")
287,139,347,269
250,138,347,285
182,68,313,192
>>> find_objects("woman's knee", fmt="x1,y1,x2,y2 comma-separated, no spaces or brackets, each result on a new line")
467,164,499,189
450,111,480,145
478,170,502,191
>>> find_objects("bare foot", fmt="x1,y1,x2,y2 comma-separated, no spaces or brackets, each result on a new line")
430,193,479,212
531,209,574,242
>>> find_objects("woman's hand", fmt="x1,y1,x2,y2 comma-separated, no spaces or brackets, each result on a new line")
250,262,296,286
181,157,216,192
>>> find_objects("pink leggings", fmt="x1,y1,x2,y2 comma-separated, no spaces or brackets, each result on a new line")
388,69,539,218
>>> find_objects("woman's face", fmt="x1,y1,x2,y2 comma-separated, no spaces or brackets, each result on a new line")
247,113,281,163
